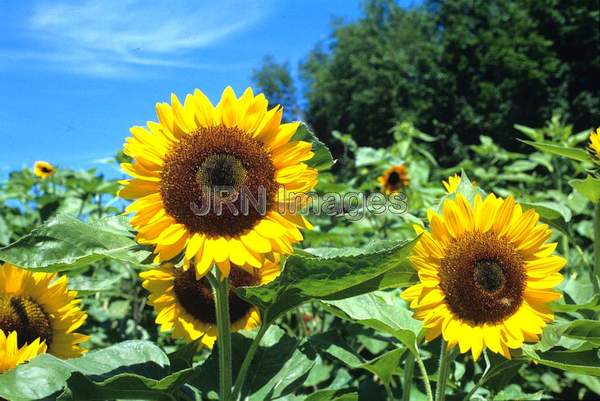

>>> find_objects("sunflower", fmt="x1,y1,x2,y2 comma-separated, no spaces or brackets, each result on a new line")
442,174,461,193
0,263,88,359
33,161,55,178
120,87,317,278
378,165,410,194
140,258,280,347
402,193,564,360
588,127,600,159
0,330,47,373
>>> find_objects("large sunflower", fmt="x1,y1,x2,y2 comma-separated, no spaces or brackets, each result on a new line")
0,263,88,359
378,165,410,194
120,87,316,278
33,161,55,179
140,259,280,347
0,330,47,373
402,193,564,360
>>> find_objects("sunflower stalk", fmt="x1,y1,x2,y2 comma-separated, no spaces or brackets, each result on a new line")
594,202,600,293
414,352,433,401
434,340,454,401
401,353,415,401
210,271,233,401
231,321,271,401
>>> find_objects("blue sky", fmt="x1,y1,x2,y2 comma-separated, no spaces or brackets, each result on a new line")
0,0,367,178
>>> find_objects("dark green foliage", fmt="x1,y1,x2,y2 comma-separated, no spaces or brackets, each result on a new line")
251,55,299,121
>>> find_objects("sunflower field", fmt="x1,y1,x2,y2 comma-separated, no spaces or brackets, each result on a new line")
1,1,600,400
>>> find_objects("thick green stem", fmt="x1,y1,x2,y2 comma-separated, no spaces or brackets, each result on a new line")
435,340,452,401
594,203,600,293
414,353,433,401
384,383,396,401
401,353,415,401
231,322,271,401
210,272,233,401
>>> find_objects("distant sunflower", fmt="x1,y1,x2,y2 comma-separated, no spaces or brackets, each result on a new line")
0,263,88,359
0,330,47,373
402,194,564,360
140,258,280,347
379,165,409,194
120,87,316,278
588,127,600,160
442,174,461,193
33,161,55,178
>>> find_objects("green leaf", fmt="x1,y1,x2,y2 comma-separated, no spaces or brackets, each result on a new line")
521,201,572,236
522,346,600,376
191,326,318,400
552,294,600,313
493,384,544,401
311,331,404,387
57,368,200,401
293,123,335,171
0,215,151,272
304,389,359,401
322,292,422,354
569,175,600,203
520,140,592,162
236,239,417,322
0,341,170,401
561,320,600,346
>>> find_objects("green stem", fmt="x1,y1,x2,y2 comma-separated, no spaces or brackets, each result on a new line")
401,353,415,401
414,352,433,401
209,272,233,401
434,340,452,401
231,322,271,401
384,383,396,401
594,203,600,293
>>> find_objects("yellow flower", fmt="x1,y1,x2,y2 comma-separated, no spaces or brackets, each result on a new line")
140,258,280,348
588,127,600,158
120,87,317,278
402,194,564,360
0,330,47,373
378,165,409,194
33,161,55,178
0,263,89,359
442,174,461,193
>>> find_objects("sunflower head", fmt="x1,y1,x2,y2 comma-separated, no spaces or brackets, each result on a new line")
402,192,564,360
120,87,317,278
0,330,47,373
379,165,409,194
0,263,89,359
33,161,55,178
588,127,600,160
442,174,461,193
140,257,280,348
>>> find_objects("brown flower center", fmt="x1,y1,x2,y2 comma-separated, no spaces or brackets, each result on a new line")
439,231,525,324
0,295,52,347
160,125,277,238
173,268,258,325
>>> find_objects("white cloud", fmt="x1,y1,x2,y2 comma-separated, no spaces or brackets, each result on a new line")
11,0,272,77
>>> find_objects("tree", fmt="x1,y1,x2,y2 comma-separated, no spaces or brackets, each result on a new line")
251,55,299,121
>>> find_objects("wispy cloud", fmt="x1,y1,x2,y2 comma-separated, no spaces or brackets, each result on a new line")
8,0,272,77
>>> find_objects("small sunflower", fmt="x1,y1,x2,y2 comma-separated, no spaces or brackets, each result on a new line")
378,165,409,194
442,174,461,193
120,87,317,278
0,263,89,359
588,127,600,160
0,330,47,373
140,258,280,347
33,161,55,178
402,193,564,360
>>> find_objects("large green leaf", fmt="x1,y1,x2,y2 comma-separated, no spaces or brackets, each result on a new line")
293,123,335,171
192,326,318,400
0,215,151,272
0,341,170,401
235,239,417,322
520,140,592,162
322,292,422,354
569,175,600,203
561,320,600,347
57,368,200,401
304,389,359,401
522,346,600,376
